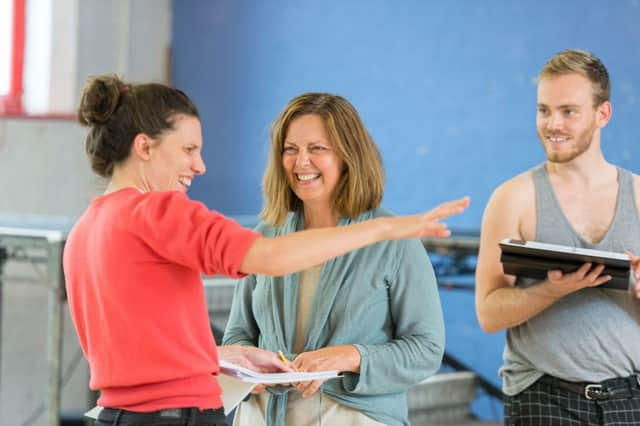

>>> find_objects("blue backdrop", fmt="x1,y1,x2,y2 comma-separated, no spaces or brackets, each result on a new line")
172,0,640,420
172,0,639,228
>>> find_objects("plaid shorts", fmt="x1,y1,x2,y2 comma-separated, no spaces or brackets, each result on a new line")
504,375,640,426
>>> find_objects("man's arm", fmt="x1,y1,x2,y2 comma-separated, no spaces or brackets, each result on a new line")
474,177,609,333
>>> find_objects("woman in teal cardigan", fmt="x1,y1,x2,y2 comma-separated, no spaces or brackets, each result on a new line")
223,93,450,426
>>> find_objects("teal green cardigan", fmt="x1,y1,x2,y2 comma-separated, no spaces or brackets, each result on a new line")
222,208,445,426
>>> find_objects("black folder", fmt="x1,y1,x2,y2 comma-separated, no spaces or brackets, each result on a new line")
499,239,631,290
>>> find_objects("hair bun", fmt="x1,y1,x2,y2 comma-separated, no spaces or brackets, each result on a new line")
77,75,124,126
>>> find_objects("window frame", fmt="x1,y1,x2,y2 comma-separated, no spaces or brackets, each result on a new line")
0,0,25,115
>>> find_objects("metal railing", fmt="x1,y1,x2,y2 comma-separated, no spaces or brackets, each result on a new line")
424,231,504,415
0,226,67,426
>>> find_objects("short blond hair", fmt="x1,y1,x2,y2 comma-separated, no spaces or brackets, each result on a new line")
261,93,384,226
539,49,610,107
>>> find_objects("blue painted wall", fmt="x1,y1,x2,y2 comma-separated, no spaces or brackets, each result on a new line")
172,0,640,420
172,0,639,229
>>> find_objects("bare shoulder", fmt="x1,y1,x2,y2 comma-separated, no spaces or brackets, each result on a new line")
486,170,535,218
479,169,538,251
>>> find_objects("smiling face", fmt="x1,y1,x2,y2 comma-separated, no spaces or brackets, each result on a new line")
281,114,344,209
536,73,609,164
143,114,206,192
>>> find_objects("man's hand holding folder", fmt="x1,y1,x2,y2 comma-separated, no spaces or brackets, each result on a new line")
499,239,631,291
545,262,611,296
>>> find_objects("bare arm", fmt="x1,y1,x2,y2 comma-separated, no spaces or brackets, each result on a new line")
240,196,470,276
475,180,610,333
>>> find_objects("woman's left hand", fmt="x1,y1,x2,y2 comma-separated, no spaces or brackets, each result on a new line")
291,345,361,398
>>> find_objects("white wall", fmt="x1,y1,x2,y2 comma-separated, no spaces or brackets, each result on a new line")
0,119,98,217
0,0,171,218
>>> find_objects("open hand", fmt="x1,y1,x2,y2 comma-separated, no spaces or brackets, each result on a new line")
382,196,470,240
546,263,611,296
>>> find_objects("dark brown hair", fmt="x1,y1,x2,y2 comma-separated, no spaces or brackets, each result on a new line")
77,74,199,177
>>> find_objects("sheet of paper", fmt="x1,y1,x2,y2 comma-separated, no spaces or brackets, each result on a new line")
84,405,103,420
217,373,257,415
219,360,341,384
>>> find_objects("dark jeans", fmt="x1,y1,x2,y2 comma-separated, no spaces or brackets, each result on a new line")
504,374,640,426
95,407,227,426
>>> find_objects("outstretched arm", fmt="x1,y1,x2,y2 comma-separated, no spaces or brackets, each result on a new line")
240,196,470,276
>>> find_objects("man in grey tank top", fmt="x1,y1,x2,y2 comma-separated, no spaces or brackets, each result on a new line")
475,49,640,426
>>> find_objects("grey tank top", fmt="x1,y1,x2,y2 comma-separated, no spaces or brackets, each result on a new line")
500,163,640,396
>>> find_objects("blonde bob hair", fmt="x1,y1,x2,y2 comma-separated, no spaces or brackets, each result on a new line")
261,93,384,226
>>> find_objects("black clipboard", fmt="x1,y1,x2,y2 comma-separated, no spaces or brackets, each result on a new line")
499,239,630,290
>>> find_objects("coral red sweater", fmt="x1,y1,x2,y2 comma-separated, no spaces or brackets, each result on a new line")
63,188,259,411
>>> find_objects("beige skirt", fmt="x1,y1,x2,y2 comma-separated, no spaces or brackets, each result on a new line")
232,389,386,426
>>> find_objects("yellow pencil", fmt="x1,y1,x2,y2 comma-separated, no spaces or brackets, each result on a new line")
278,350,289,365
